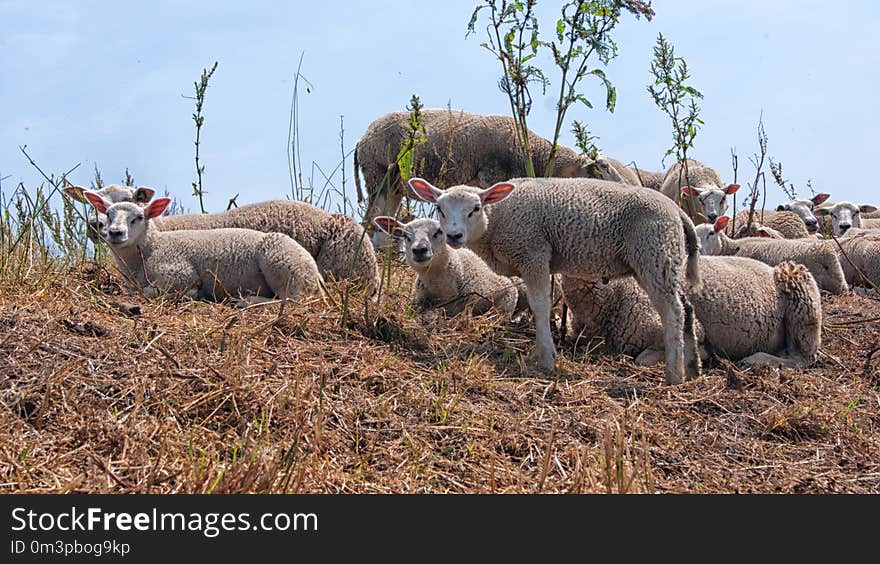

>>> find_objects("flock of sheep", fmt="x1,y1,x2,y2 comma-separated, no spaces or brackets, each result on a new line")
65,108,880,385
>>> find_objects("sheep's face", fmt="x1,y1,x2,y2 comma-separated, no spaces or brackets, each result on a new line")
82,192,170,248
682,184,739,224
372,217,447,272
815,201,878,236
695,216,729,255
775,193,830,234
64,185,155,243
408,178,515,248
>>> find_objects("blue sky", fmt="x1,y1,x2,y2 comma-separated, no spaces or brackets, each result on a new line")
2,0,878,217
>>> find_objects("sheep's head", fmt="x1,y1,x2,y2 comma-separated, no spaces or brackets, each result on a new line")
681,184,739,223
408,178,514,248
695,216,729,255
83,191,169,248
775,193,830,234
65,184,156,243
373,217,448,272
815,201,878,236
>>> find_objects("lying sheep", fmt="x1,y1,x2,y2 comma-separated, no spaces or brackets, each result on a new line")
831,229,880,288
373,216,523,318
659,159,735,223
774,193,831,235
731,221,785,239
696,216,847,294
563,256,821,368
82,192,323,302
64,184,154,243
814,201,880,236
355,109,612,247
409,176,702,385
729,209,810,239
593,156,643,186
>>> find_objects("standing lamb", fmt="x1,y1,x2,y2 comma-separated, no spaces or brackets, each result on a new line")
64,184,155,243
373,216,523,318
355,109,613,247
814,201,880,236
82,193,323,302
696,216,847,294
563,256,821,368
409,176,702,385
659,159,737,223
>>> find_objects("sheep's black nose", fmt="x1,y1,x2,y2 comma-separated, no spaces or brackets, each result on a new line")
108,228,124,238
707,213,717,222
447,232,463,244
839,223,851,233
412,246,428,257
805,218,817,226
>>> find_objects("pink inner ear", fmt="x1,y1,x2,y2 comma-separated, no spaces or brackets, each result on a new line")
146,198,171,219
64,186,87,201
812,193,831,206
757,229,771,238
862,205,879,213
83,192,108,213
724,184,741,194
372,216,401,235
409,178,439,203
714,216,729,232
482,183,515,204
681,186,699,196
135,187,155,203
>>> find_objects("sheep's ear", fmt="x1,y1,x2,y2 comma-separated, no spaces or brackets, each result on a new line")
134,187,155,203
756,228,773,238
481,182,515,205
83,191,110,213
724,183,740,195
373,216,407,238
814,207,831,216
811,193,831,206
146,198,171,219
681,186,701,196
776,204,788,212
409,178,443,203
713,216,729,232
64,186,89,202
859,204,878,213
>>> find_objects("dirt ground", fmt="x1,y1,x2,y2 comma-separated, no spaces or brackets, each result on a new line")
1,259,878,493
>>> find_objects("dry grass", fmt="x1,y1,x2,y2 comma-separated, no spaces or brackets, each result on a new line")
1,255,879,494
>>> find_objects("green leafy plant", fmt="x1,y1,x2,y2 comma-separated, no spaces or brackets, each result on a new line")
188,61,218,214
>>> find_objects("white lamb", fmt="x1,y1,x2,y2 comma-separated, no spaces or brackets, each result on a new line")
82,192,322,302
814,201,880,236
64,184,155,243
775,193,831,235
373,216,523,318
696,216,847,294
409,176,702,385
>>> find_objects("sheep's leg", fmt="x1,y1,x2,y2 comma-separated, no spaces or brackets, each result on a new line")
740,352,805,369
522,268,555,373
647,290,686,385
681,292,701,380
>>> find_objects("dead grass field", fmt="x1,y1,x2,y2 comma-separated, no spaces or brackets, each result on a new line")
1,255,879,493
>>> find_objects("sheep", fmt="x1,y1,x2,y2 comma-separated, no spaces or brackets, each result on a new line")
731,221,785,240
64,184,155,243
563,256,822,368
355,109,614,248
408,176,702,385
659,159,738,223
372,216,523,318
593,156,643,186
81,192,323,302
814,201,880,236
830,229,880,288
729,209,811,239
696,216,847,294
633,167,666,191
774,193,831,235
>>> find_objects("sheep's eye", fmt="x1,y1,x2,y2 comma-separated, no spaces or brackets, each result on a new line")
468,205,480,217
433,229,442,238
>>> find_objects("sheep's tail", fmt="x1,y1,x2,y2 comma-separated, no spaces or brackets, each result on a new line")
680,208,701,288
773,261,822,363
354,142,364,205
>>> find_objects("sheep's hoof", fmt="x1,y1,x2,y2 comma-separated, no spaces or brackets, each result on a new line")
740,353,791,369
634,349,664,366
527,348,557,374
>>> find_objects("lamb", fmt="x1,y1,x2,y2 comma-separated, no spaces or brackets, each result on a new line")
372,216,523,318
728,209,811,239
409,176,702,385
82,192,323,302
563,257,822,368
814,201,880,236
659,159,738,223
64,184,155,243
355,109,613,247
696,216,847,294
774,193,831,235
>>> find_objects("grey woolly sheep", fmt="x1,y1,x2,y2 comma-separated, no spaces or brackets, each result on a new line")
729,209,811,239
64,184,155,243
409,176,702,385
373,216,522,318
832,229,880,288
774,193,831,235
696,216,847,294
633,167,665,191
593,156,643,186
563,257,822,368
355,109,611,248
659,159,737,223
814,201,880,236
82,193,323,302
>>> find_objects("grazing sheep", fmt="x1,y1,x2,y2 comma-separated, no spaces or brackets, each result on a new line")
696,216,847,294
729,209,811,239
355,109,610,247
64,184,155,243
814,201,880,236
409,176,702,385
831,229,880,288
373,216,522,318
774,193,831,235
659,159,736,223
563,256,822,368
82,193,323,302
